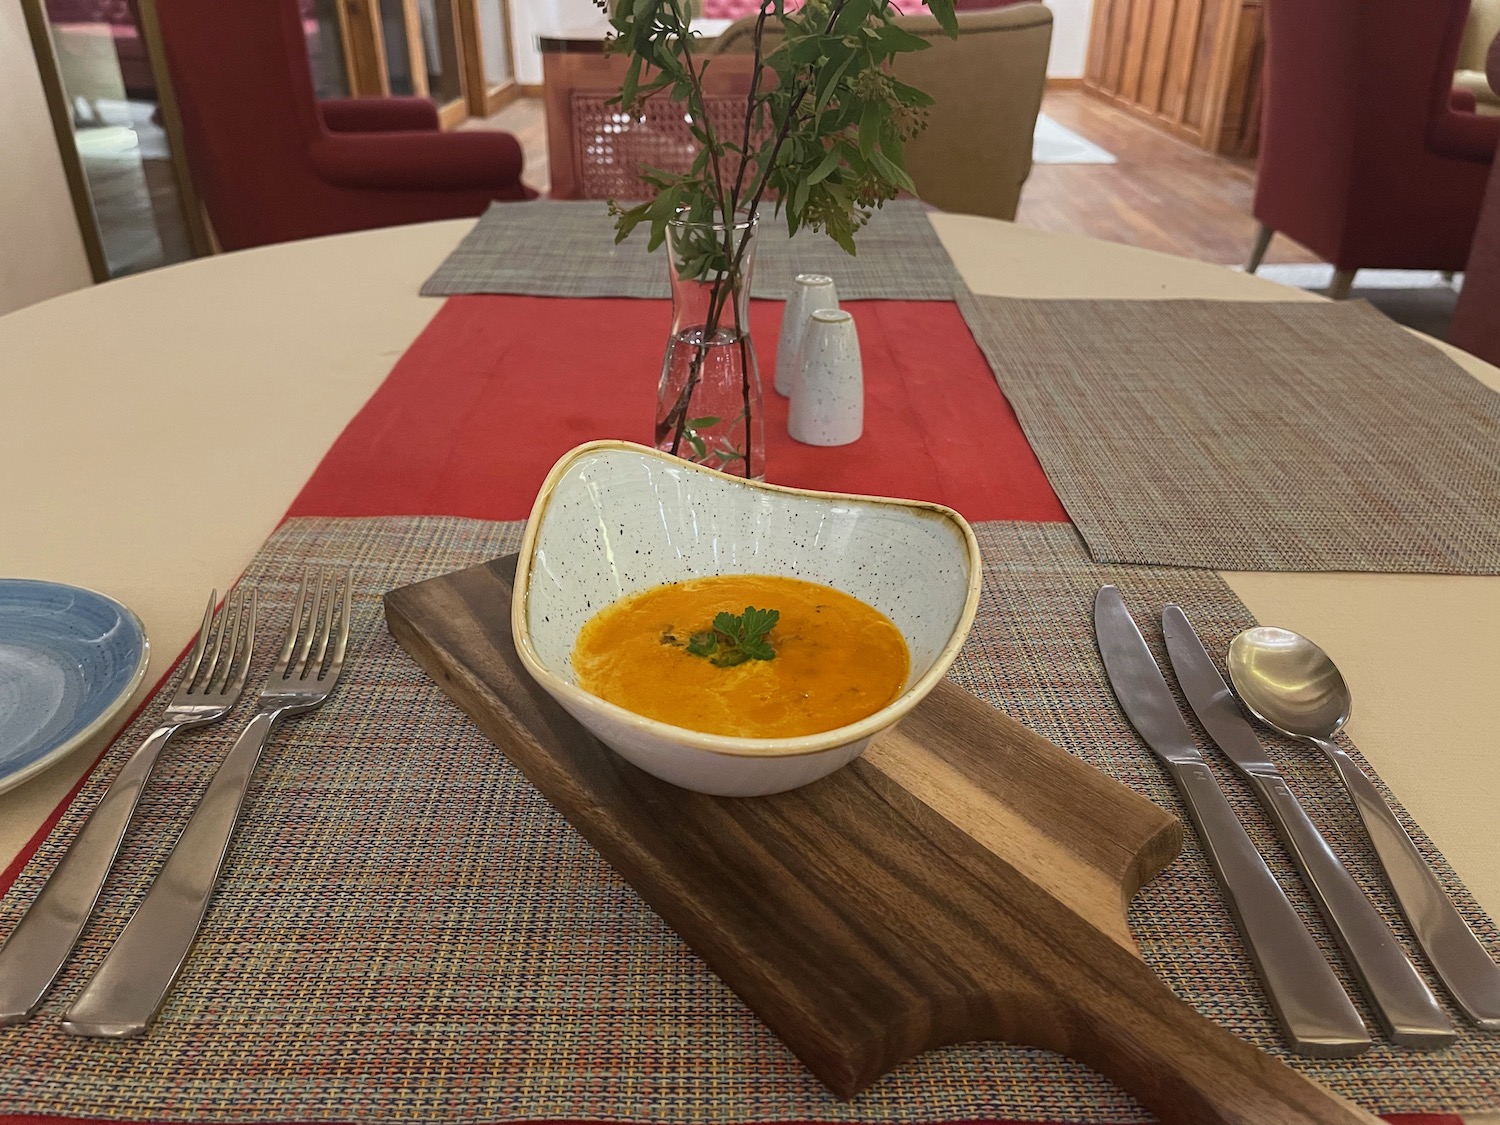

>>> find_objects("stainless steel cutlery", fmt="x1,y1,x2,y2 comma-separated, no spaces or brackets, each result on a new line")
1093,585,1372,1057
1227,625,1500,1030
1161,605,1455,1048
0,588,256,1025
64,568,352,1038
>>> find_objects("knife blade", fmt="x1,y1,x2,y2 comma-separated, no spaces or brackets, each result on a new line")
1161,604,1455,1048
1093,585,1370,1057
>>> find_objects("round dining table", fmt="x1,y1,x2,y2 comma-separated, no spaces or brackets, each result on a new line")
2,213,1499,1125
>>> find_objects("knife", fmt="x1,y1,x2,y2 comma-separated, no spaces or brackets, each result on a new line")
1093,585,1370,1057
1161,604,1456,1048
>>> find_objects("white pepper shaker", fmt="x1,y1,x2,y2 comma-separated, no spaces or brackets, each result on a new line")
788,308,862,446
774,273,839,397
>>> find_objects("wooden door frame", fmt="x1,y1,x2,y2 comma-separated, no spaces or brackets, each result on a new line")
336,0,392,95
458,0,521,117
339,0,520,124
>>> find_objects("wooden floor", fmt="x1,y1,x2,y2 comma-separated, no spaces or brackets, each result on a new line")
1019,89,1317,266
478,86,1318,267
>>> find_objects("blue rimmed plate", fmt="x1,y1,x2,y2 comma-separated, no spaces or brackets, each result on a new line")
0,580,149,795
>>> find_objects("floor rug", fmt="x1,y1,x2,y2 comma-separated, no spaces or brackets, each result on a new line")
1032,114,1117,165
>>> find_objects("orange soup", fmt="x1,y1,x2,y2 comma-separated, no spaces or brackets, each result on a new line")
571,575,910,738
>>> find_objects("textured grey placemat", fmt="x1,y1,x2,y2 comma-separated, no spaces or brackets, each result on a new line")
1,515,1496,1123
419,198,964,300
958,293,1500,573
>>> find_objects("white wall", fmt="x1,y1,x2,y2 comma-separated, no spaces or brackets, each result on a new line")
1047,0,1093,79
511,0,606,86
0,3,92,317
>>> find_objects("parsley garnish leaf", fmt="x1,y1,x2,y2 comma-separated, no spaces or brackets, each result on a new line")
686,606,779,667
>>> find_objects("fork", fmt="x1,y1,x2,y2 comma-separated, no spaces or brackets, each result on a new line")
62,568,352,1038
0,588,255,1025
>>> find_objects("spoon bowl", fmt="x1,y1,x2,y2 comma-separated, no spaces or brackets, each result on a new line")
1226,623,1500,1029
1226,626,1352,743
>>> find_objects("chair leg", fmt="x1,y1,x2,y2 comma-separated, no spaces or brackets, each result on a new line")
1328,269,1357,300
1246,224,1274,272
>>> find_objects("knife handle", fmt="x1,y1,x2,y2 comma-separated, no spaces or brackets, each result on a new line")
1242,768,1456,1047
1168,758,1371,1057
1317,737,1500,1028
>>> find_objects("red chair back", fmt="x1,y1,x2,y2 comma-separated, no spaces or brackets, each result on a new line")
1256,0,1492,271
156,0,332,250
155,0,531,250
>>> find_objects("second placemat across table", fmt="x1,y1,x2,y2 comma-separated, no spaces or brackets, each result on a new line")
959,293,1500,574
419,199,964,300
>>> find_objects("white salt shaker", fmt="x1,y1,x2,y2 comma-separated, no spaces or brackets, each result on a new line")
774,273,839,397
788,308,862,446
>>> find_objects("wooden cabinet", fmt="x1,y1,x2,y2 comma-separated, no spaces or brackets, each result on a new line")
1083,0,1264,157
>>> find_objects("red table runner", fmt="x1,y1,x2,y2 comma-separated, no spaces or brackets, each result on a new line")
289,295,1068,523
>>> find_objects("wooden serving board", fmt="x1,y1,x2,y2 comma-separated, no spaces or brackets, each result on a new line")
384,556,1381,1125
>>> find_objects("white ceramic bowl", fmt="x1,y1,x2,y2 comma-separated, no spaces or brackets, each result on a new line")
511,441,982,796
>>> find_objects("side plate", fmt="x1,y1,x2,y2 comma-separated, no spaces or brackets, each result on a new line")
0,579,149,794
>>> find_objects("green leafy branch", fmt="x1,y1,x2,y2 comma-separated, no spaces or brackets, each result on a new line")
604,0,957,257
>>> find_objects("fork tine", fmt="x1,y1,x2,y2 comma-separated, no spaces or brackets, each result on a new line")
325,571,352,680
273,570,312,677
225,590,257,698
290,570,329,678
307,569,338,676
200,589,233,693
206,589,245,694
180,590,218,690
200,590,235,692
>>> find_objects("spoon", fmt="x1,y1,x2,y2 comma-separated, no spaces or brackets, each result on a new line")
1228,625,1500,1029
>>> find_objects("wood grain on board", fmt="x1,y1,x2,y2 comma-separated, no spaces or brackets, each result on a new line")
383,555,1381,1125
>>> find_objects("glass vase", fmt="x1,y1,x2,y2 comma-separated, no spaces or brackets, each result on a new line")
655,213,765,481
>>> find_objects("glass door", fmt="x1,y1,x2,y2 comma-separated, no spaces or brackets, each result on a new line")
417,0,465,117
26,0,204,279
341,0,516,123
373,0,468,123
303,0,352,98
468,0,517,116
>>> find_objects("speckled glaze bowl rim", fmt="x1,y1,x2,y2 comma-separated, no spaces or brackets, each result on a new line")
511,440,982,760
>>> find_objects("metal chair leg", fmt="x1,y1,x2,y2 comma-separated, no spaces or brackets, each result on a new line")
1247,224,1274,273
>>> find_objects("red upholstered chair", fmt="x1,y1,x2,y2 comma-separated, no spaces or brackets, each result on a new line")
154,0,534,252
1247,0,1500,298
1450,34,1500,363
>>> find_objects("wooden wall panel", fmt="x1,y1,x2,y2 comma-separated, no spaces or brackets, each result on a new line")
1160,0,1201,122
1103,0,1130,92
1216,0,1265,156
1119,0,1152,103
1092,0,1116,87
1083,0,1262,156
1139,0,1176,114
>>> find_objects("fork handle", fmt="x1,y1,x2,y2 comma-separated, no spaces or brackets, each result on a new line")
62,708,283,1038
0,724,180,1025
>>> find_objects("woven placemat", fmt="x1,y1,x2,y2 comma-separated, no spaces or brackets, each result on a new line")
0,516,1496,1124
957,293,1500,573
418,199,964,300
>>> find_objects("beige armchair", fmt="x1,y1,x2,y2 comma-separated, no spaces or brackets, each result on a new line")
1457,0,1500,114
708,3,1053,221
